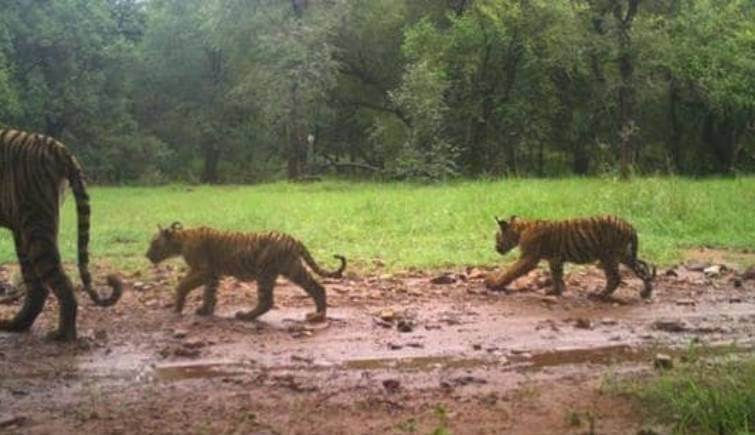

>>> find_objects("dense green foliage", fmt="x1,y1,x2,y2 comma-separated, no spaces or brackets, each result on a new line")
0,0,753,182
0,178,751,270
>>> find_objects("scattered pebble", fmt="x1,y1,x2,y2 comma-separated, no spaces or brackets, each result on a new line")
382,379,401,393
575,318,592,329
654,353,673,370
675,299,696,306
653,320,688,333
430,273,457,285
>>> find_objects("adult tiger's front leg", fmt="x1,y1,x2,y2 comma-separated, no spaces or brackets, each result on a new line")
485,257,539,291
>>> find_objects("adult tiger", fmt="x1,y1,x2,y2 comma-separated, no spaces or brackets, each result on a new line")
485,215,656,299
0,129,122,341
146,223,346,322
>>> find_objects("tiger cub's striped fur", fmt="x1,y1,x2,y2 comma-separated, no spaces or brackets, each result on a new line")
0,129,123,341
485,215,655,298
146,223,346,322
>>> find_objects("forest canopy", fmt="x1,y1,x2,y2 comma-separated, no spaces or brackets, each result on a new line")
0,0,753,183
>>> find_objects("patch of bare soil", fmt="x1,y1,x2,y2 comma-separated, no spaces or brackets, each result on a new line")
2,262,754,434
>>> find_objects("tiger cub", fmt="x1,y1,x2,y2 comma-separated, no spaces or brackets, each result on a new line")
146,223,346,322
484,215,655,299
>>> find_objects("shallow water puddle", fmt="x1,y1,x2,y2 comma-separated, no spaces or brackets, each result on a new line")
152,360,250,382
345,355,489,371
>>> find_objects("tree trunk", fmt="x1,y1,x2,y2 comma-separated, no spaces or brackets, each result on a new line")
611,0,640,179
667,76,683,172
201,143,221,184
703,111,740,175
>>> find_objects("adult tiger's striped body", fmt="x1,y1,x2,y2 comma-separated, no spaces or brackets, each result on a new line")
0,129,123,341
485,215,656,299
146,223,346,322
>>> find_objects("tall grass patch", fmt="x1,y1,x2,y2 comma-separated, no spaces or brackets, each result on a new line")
0,177,753,271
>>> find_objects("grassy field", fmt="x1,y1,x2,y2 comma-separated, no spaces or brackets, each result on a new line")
615,352,755,434
0,177,753,272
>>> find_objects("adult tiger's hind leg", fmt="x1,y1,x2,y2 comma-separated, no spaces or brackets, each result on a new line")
284,263,327,322
0,231,50,332
25,229,78,341
195,276,219,316
235,273,275,321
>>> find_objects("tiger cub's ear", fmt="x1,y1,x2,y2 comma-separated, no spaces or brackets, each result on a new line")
495,216,507,228
170,222,183,231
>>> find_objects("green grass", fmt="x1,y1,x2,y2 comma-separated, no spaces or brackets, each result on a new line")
1,177,753,271
618,355,755,434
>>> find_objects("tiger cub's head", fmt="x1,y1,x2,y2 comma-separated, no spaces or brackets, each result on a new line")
146,222,184,264
494,216,520,256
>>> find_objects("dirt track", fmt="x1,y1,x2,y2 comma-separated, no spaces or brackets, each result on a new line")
1,259,754,435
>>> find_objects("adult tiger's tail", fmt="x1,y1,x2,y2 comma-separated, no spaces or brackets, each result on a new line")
58,145,123,306
299,244,347,278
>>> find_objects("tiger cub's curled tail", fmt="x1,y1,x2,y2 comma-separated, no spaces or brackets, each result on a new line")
299,244,347,278
61,147,123,306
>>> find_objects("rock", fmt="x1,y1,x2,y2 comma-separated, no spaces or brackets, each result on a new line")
430,273,458,285
172,347,201,358
600,318,618,326
430,273,457,285
510,349,528,355
472,343,482,351
703,265,723,278
729,296,742,303
664,268,679,277
732,278,743,288
378,309,396,322
173,329,189,339
685,261,709,272
0,416,27,429
575,318,592,329
654,353,673,370
382,379,401,393
675,299,696,306
183,339,206,350
397,319,414,333
388,342,403,350
741,266,755,281
406,342,424,348
653,320,688,333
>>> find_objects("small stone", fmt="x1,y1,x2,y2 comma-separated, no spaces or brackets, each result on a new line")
382,379,401,393
406,342,424,349
742,266,755,281
653,320,688,333
600,318,618,326
703,265,723,278
729,296,742,303
172,329,189,339
397,319,414,333
388,342,403,350
675,299,696,306
430,273,457,285
654,353,673,370
575,318,592,329
472,343,482,351
685,261,709,272
732,278,743,288
378,309,396,322
182,339,206,350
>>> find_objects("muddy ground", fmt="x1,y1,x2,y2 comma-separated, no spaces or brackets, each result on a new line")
1,255,754,435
